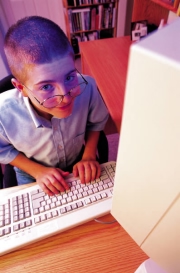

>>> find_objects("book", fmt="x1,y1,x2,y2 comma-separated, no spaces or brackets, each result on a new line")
98,5,103,29
67,9,73,33
90,7,96,30
112,7,116,28
95,10,99,29
71,8,90,32
102,7,109,28
108,3,113,28
84,9,91,30
88,33,95,40
81,33,88,41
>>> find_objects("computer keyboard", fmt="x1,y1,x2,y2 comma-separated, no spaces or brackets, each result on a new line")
0,161,116,256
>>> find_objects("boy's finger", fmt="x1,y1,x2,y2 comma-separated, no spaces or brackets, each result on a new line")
76,164,85,184
38,179,59,196
53,170,70,191
72,165,78,178
59,170,70,177
84,164,92,183
89,163,97,182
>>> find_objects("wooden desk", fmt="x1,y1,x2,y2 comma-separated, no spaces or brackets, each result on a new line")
0,185,148,273
79,36,132,134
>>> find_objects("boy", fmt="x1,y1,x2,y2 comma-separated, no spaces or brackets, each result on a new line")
0,16,108,196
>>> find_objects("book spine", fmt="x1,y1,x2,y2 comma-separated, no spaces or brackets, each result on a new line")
98,5,103,29
68,9,73,33
90,7,96,30
112,6,116,28
108,3,113,28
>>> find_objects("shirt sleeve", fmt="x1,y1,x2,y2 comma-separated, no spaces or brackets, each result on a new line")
0,121,19,164
85,76,109,132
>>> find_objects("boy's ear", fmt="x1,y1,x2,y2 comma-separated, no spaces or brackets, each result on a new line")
11,78,28,97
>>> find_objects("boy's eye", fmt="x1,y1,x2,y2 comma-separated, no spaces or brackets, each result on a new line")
41,84,53,91
66,74,76,83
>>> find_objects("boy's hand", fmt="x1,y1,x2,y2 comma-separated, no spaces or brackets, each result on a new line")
73,160,101,184
36,167,70,196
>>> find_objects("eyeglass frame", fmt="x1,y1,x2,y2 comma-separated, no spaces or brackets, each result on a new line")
21,70,88,109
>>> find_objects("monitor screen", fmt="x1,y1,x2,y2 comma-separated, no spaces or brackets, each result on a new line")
111,18,180,273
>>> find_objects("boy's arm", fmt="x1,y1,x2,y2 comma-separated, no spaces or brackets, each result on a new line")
73,131,101,183
10,153,69,195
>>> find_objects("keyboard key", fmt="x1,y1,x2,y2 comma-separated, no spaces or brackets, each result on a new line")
61,199,67,205
46,199,51,205
60,207,66,214
93,188,98,194
77,201,83,208
0,229,4,237
55,201,61,207
71,203,78,210
25,220,32,227
84,198,91,205
32,197,44,209
77,193,83,199
52,210,58,217
4,227,11,235
66,205,72,212
25,211,31,218
19,214,25,220
52,197,57,202
13,224,20,231
82,192,88,197
45,205,50,211
46,212,53,219
0,220,4,228
50,203,56,209
67,197,72,203
39,207,45,213
40,215,46,221
31,192,45,200
5,219,11,225
96,194,102,201
90,196,97,203
34,217,41,224
13,216,19,222
101,193,107,199
72,195,78,201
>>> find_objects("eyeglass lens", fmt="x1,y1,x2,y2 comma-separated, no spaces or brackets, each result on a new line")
42,81,87,108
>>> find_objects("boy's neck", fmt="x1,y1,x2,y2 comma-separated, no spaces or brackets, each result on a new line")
30,100,52,121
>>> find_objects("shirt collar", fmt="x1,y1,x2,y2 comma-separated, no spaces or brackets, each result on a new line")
23,97,45,128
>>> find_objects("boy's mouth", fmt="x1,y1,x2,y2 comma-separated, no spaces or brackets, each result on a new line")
56,101,73,110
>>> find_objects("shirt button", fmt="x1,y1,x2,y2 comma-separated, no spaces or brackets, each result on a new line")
58,145,62,149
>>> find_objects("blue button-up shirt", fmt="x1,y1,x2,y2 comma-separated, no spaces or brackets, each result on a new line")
0,75,108,169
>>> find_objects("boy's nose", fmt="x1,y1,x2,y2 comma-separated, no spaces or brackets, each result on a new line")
56,84,67,95
56,84,72,103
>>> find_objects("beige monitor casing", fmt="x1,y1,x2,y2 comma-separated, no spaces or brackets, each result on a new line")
111,19,180,273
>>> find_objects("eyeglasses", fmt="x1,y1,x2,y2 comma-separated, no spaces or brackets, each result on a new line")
22,70,88,109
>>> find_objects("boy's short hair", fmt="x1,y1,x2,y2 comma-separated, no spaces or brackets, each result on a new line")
4,16,74,82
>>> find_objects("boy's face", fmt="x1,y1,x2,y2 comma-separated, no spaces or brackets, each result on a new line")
13,55,77,120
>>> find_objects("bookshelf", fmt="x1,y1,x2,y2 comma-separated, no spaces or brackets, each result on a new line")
63,0,119,55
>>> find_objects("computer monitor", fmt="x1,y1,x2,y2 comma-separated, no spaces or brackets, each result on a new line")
111,18,180,273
